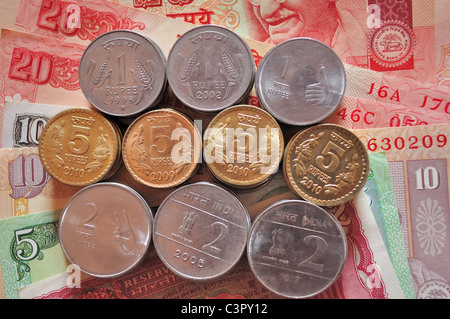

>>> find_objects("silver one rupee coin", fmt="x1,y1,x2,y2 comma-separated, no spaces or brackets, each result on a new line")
247,199,347,298
79,30,167,117
255,38,346,126
167,25,255,112
153,182,251,281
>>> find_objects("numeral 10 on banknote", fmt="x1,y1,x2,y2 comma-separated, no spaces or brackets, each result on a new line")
8,154,50,199
415,166,440,191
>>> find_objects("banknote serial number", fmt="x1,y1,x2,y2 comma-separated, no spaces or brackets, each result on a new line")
367,134,447,152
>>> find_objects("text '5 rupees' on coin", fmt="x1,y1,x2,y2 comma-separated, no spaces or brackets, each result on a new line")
283,124,369,207
38,108,121,187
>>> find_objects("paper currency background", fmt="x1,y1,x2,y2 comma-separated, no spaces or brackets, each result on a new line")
0,0,448,300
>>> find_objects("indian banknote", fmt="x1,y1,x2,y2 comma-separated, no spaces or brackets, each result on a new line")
325,96,450,130
435,0,450,87
121,0,448,86
0,147,81,219
1,28,448,153
0,209,70,299
354,122,450,299
0,29,89,106
2,0,448,85
364,151,414,299
1,0,449,113
0,28,92,145
1,0,449,123
1,101,74,148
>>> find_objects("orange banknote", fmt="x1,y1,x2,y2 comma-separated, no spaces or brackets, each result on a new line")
2,0,447,84
117,0,449,86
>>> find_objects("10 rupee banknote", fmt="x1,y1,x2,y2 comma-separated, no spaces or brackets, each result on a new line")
354,122,450,298
0,147,81,219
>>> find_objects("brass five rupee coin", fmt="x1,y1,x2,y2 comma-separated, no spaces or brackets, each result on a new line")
38,108,121,186
283,124,369,207
122,108,201,188
203,105,284,190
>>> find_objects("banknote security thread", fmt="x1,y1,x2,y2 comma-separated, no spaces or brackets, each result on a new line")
153,182,251,281
247,199,347,299
38,108,122,186
122,108,201,188
255,38,346,126
79,29,167,117
203,104,284,190
59,182,153,278
283,124,369,207
166,25,255,112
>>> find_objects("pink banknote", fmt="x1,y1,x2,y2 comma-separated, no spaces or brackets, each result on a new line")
0,29,87,104
324,95,450,129
0,29,93,144
119,0,449,86
5,0,444,84
1,0,449,116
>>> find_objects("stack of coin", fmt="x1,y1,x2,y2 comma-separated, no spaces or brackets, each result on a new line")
59,182,153,278
122,108,201,189
166,25,255,113
38,108,122,187
153,182,250,281
79,29,167,118
203,104,284,191
283,124,369,207
247,199,347,299
255,38,346,126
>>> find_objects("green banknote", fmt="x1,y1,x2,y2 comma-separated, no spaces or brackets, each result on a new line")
366,152,414,299
0,209,69,299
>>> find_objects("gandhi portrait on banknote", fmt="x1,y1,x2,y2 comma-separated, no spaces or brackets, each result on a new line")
242,0,367,58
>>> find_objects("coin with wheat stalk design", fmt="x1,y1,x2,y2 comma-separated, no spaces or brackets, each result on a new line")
79,30,167,117
167,25,255,112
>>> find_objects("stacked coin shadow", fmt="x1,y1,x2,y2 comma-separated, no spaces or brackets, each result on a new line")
37,26,370,298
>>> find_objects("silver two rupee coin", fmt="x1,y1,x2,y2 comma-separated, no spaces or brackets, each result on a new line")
247,199,347,298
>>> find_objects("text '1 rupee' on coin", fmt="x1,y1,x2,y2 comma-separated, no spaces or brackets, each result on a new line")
167,25,255,113
79,30,167,117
